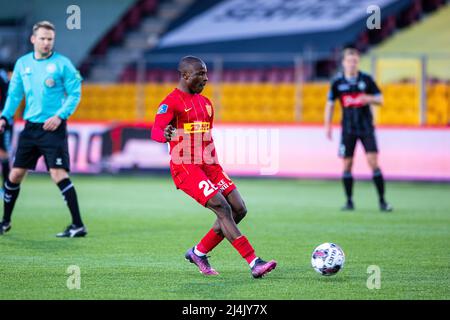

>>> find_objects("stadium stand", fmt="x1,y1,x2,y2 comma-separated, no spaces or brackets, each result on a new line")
83,0,196,82
0,0,137,66
0,0,448,126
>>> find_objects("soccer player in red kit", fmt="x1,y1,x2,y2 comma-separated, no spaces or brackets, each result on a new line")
151,56,277,278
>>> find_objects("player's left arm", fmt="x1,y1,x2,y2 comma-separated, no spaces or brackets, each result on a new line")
44,59,82,131
360,75,383,105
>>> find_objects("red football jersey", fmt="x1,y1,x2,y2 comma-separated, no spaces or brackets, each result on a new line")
151,88,218,165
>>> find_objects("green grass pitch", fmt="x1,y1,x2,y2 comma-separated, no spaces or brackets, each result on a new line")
0,175,449,300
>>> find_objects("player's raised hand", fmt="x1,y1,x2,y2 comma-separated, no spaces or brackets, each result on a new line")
43,115,62,131
164,124,176,142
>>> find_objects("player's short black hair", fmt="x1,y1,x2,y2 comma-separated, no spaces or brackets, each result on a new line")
178,56,205,74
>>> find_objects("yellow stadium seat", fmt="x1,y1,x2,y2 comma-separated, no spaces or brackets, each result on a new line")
77,82,449,124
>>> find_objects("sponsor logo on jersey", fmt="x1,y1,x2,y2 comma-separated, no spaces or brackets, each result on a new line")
216,179,230,192
183,122,210,133
157,104,168,114
341,93,365,108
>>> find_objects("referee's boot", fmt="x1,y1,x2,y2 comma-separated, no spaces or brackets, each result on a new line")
56,224,87,238
0,221,11,235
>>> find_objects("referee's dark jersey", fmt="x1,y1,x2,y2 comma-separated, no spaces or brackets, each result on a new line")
328,71,381,136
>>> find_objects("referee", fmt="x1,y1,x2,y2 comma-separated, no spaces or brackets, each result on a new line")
0,21,87,237
324,47,393,212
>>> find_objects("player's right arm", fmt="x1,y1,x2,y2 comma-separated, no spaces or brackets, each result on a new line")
0,60,24,132
324,81,337,140
151,101,176,143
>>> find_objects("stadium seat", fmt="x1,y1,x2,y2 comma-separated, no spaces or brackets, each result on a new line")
75,81,449,125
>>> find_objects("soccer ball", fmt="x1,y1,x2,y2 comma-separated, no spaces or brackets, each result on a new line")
311,243,345,276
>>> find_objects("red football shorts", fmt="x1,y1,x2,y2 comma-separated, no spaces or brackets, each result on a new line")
170,162,236,206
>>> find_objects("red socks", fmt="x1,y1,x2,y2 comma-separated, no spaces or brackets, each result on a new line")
232,235,257,264
196,231,257,266
196,228,225,254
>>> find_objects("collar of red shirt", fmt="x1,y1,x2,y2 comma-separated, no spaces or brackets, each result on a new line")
175,87,197,98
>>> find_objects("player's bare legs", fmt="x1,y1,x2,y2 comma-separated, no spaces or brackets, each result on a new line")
186,190,246,275
212,189,247,236
342,157,354,210
185,192,237,275
0,168,28,235
206,192,242,241
366,152,392,212
207,192,276,277
185,191,276,278
208,192,277,278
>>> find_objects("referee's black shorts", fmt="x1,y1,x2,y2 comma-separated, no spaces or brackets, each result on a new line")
13,121,70,171
339,133,378,158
